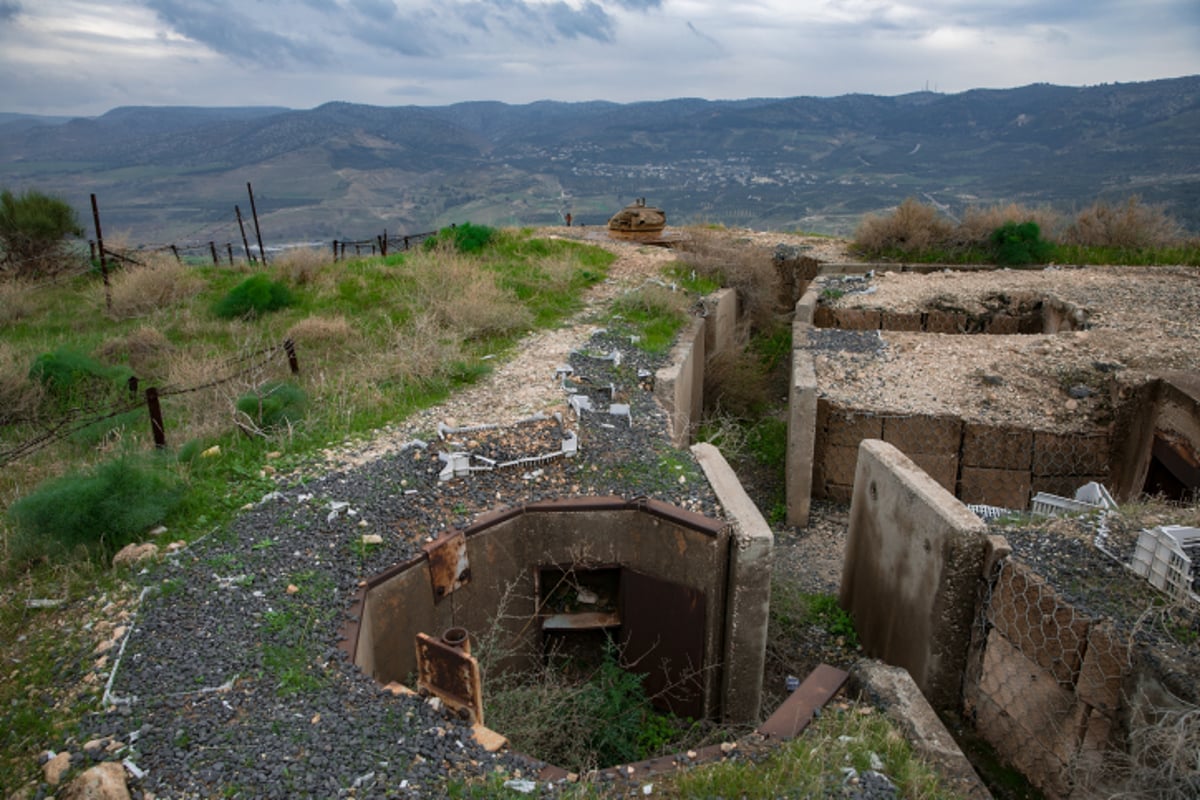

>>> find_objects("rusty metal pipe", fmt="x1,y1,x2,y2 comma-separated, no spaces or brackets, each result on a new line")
441,627,470,655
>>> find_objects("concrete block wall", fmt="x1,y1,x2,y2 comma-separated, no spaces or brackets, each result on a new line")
805,400,1113,511
655,317,706,448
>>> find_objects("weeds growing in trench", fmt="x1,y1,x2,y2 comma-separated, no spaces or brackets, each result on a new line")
485,643,684,772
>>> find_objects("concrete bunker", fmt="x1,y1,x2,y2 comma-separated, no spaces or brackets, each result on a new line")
343,496,767,735
788,272,1200,519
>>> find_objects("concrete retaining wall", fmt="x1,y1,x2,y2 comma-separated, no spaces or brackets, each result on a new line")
803,400,1113,510
656,318,706,448
692,442,774,725
839,440,990,712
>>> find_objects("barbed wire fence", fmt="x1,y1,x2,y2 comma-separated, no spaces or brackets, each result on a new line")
0,339,300,469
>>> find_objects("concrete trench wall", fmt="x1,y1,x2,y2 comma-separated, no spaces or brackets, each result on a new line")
841,438,1199,800
788,284,1120,520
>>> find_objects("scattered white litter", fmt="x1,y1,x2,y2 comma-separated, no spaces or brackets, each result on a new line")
503,779,537,794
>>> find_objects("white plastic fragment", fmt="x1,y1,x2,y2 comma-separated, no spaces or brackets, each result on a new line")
503,779,537,794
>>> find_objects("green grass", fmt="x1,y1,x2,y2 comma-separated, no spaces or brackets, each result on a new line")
0,229,617,785
606,285,690,354
666,705,966,799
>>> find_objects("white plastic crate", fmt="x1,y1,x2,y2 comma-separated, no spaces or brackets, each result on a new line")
1029,481,1117,517
1130,526,1200,600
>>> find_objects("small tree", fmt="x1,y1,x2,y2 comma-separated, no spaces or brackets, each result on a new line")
0,189,84,277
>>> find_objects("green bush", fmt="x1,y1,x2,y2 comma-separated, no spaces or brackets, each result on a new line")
0,188,84,277
990,220,1053,265
28,348,133,404
236,380,307,430
425,222,496,254
7,455,183,563
213,274,295,319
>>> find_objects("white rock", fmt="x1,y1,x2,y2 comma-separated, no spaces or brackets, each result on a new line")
112,543,158,569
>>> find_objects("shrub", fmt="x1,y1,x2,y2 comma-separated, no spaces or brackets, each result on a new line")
0,188,84,278
94,326,173,377
106,257,203,319
273,246,329,286
990,220,1054,265
424,222,496,254
6,455,183,563
958,203,1062,247
213,274,295,319
1064,196,1182,249
679,226,779,332
485,643,683,772
852,197,954,257
28,348,133,404
235,380,307,431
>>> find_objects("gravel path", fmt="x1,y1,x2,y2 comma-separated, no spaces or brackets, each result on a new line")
67,231,857,799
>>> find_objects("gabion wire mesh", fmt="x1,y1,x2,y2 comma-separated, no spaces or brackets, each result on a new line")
967,545,1200,800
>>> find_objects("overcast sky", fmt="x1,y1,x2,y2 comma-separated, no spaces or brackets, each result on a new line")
2,0,1198,117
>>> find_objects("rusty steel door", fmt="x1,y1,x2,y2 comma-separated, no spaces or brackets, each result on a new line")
618,567,706,719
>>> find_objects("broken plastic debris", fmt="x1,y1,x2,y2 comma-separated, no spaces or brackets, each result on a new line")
569,395,594,415
503,779,537,794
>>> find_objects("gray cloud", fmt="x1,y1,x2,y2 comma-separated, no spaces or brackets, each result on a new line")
608,0,662,10
144,0,327,66
546,1,614,41
0,0,21,21
349,0,397,20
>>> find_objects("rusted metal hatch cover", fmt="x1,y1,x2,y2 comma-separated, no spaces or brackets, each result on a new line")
424,531,470,603
415,632,484,724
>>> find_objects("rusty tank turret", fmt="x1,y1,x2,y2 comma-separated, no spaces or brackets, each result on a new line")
607,198,666,240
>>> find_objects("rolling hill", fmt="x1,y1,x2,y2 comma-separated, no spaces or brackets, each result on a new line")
1,76,1197,247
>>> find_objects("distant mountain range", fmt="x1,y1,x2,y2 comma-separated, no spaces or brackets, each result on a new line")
1,76,1198,247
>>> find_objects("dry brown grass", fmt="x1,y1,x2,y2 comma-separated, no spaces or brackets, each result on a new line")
957,203,1064,246
1064,197,1183,249
0,342,44,425
94,326,174,378
679,226,780,332
286,315,355,345
371,311,464,386
273,246,331,287
410,250,533,340
105,256,204,320
853,197,955,255
704,346,770,419
0,279,39,326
